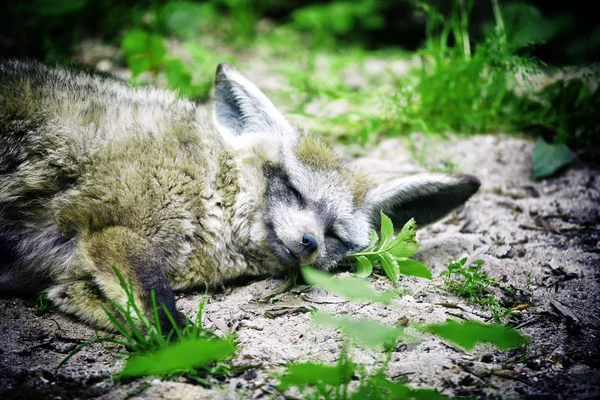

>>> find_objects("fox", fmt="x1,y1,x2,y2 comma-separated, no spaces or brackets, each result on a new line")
0,59,480,332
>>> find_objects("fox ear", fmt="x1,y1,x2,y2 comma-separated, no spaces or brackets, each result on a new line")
213,62,292,145
360,173,480,232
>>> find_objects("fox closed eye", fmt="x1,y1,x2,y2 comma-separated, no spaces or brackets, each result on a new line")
290,187,305,210
325,228,343,243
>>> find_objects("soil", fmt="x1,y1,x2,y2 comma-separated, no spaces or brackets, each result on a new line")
1,132,598,400
1,48,599,399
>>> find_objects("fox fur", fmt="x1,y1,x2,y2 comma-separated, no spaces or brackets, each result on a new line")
0,59,480,331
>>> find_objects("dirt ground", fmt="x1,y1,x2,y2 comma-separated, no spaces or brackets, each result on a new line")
1,130,598,400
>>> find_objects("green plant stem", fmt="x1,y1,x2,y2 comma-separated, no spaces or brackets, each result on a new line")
490,0,507,49
346,250,380,256
458,0,471,60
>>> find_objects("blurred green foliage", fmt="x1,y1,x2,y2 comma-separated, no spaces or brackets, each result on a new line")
120,28,220,100
2,1,596,63
59,266,239,385
282,263,528,398
1,0,598,167
423,320,528,351
291,0,384,47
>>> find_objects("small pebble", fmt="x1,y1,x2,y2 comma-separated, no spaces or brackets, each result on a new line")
529,206,538,216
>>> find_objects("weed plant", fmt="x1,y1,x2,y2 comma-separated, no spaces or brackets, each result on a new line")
279,214,527,398
441,257,512,323
58,266,237,384
280,0,598,173
15,0,597,172
35,292,54,316
341,213,431,283
277,261,527,399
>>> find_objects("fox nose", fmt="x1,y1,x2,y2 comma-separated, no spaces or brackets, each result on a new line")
300,233,318,254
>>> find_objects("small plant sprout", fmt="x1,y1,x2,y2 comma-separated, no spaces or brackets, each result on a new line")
526,272,534,291
35,292,53,316
441,257,512,322
281,234,528,399
342,212,432,284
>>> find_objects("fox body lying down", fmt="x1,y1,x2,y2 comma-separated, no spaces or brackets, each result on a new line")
0,60,480,330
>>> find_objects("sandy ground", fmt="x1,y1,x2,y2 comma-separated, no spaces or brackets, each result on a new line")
1,131,598,400
1,38,599,399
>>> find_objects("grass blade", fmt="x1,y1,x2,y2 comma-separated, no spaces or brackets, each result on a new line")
101,305,137,348
161,304,184,341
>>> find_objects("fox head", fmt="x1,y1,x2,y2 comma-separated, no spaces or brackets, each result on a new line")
212,62,480,273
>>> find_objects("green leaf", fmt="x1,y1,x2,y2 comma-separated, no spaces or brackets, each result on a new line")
397,259,432,280
379,211,394,249
532,137,573,179
122,30,166,77
424,320,528,350
301,267,398,304
353,376,411,400
164,58,192,92
278,361,355,391
368,229,379,248
354,256,373,278
126,57,151,77
119,336,236,377
377,252,400,284
312,312,412,348
122,30,149,55
387,218,419,258
147,34,166,66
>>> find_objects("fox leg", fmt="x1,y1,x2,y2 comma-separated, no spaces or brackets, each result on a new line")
46,226,184,333
46,280,120,329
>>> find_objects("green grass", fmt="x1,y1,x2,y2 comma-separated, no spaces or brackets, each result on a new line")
19,1,556,394
58,266,237,385
35,292,54,316
26,0,597,173
285,211,527,398
278,263,528,399
441,258,512,323
276,0,598,172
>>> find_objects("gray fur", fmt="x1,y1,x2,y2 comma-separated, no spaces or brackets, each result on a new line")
0,59,480,331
